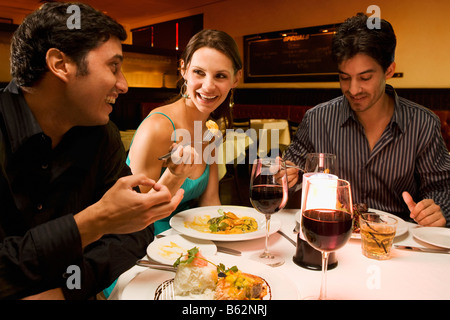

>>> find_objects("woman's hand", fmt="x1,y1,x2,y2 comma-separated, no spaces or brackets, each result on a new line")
165,143,202,178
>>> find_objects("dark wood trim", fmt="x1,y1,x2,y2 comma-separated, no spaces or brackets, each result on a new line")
122,44,179,57
109,87,177,130
2,82,448,130
234,88,450,110
0,22,18,32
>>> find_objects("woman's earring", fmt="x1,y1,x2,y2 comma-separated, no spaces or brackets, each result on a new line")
229,88,235,108
180,80,190,99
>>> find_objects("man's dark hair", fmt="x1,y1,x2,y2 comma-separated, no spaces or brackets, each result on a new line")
332,12,396,71
11,2,127,87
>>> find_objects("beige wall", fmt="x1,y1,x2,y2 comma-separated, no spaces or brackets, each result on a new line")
128,0,450,89
2,0,449,88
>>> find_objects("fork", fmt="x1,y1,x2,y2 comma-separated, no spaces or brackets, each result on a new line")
136,259,177,271
158,129,217,161
161,280,175,300
284,164,305,172
203,128,215,143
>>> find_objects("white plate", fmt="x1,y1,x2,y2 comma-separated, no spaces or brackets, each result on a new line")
169,205,281,241
351,208,408,239
412,227,450,249
122,255,300,300
147,234,217,265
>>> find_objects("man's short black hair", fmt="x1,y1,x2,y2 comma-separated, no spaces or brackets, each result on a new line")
332,13,396,71
11,2,127,87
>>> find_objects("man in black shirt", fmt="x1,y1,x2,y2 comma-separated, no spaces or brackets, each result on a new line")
0,2,183,299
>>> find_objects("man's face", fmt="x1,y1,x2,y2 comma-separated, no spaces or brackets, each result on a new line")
338,53,394,114
66,36,128,126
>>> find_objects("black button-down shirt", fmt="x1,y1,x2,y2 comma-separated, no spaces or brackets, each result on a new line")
284,85,450,226
0,81,154,299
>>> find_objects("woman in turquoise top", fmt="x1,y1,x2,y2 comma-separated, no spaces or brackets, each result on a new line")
104,29,242,299
126,111,211,234
127,29,243,234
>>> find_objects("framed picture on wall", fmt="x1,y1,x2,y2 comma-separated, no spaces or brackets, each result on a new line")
244,23,340,83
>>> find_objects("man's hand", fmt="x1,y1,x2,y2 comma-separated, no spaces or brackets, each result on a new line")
285,160,300,188
75,174,184,248
402,191,446,227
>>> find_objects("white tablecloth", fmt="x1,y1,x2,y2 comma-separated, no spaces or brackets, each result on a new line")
109,209,450,300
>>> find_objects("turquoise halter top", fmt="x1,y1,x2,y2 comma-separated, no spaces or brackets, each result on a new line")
104,112,210,299
126,112,210,234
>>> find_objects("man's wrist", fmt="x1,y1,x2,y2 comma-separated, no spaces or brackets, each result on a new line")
74,204,105,248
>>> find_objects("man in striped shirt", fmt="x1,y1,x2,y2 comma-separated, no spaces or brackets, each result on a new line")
284,13,450,227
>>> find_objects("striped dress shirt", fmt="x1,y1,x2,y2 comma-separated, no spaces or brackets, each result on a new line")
284,85,450,226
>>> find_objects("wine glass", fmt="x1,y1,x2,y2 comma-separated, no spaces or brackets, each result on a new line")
294,153,339,270
301,177,353,299
296,153,337,231
249,157,289,267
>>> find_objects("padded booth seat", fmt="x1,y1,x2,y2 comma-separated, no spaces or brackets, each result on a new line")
139,102,450,151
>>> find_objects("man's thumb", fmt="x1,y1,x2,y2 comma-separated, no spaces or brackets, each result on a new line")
402,191,416,212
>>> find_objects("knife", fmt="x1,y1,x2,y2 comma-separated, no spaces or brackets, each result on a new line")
136,259,177,272
277,230,296,247
394,245,450,254
215,245,242,256
155,234,242,256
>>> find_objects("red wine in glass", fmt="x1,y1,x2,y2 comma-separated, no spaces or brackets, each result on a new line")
300,178,353,299
249,158,288,267
250,184,286,214
302,209,353,252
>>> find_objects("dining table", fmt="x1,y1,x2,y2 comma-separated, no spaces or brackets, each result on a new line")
108,208,450,301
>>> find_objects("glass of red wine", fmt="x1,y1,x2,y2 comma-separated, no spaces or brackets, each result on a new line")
301,177,353,299
249,157,288,267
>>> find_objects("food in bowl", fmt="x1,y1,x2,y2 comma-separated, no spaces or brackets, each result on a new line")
172,247,269,300
215,270,268,300
185,209,258,234
173,248,218,298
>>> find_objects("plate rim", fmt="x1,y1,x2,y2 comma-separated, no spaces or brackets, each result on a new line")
146,234,217,265
169,205,281,241
412,227,450,249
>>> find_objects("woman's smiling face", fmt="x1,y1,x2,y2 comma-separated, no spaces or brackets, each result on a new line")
182,47,240,114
